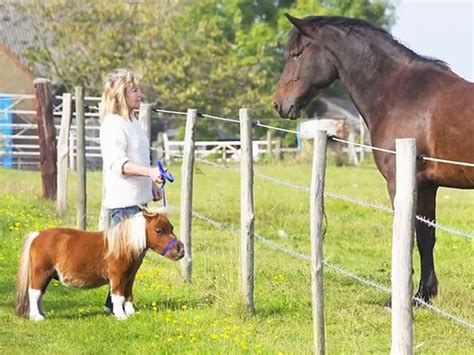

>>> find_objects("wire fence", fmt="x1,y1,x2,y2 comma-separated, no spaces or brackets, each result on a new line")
3,101,473,167
4,98,471,332
191,209,474,330
191,156,474,240
161,109,474,168
78,108,473,334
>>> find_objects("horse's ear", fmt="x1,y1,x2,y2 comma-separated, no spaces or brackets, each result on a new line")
142,208,157,220
285,13,311,38
142,207,167,220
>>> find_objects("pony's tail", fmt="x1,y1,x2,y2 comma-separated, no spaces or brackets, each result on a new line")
15,232,39,317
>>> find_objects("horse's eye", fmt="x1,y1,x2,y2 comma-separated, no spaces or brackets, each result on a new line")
292,52,302,60
155,228,163,235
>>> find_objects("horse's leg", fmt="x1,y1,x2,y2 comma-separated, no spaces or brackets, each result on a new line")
123,255,145,316
123,273,137,316
110,275,128,320
38,277,53,317
29,265,52,321
414,186,439,304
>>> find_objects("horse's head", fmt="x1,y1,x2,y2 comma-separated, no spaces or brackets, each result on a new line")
143,209,184,261
273,14,338,119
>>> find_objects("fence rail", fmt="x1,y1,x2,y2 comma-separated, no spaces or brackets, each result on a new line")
160,135,298,162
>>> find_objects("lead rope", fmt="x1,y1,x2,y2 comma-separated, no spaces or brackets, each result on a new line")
156,160,174,207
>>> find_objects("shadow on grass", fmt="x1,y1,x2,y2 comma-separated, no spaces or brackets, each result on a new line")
139,295,215,312
1,275,213,320
10,290,210,320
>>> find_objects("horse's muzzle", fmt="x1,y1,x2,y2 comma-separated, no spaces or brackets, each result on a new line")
173,241,185,260
273,97,301,119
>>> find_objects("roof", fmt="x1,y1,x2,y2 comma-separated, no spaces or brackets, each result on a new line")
0,1,40,68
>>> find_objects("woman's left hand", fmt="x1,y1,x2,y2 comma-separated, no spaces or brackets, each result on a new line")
152,183,163,201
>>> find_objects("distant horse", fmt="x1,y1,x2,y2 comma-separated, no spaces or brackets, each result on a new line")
16,208,184,320
273,14,474,304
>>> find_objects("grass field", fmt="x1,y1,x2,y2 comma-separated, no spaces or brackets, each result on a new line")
0,158,473,354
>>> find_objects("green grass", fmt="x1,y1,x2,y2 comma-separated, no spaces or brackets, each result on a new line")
0,160,473,354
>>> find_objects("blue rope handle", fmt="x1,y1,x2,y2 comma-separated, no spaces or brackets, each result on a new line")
156,160,174,206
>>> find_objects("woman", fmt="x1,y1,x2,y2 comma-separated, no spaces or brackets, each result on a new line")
99,68,162,313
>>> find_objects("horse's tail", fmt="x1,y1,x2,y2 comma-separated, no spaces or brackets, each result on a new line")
15,232,39,317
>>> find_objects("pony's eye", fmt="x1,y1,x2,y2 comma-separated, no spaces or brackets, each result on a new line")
155,228,163,235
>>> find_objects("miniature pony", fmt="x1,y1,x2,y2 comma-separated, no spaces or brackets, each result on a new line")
16,208,184,320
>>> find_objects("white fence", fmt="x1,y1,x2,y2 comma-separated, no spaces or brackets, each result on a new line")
160,133,298,162
0,93,102,169
1,93,367,170
1,94,300,169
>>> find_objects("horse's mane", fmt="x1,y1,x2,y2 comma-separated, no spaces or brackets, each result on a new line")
104,208,168,260
287,16,450,71
105,213,147,260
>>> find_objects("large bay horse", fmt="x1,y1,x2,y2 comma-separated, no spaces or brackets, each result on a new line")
273,14,474,304
16,208,184,320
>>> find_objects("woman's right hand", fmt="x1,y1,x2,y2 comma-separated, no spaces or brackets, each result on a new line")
148,167,164,184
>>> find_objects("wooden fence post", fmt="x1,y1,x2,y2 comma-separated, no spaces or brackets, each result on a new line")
98,179,110,230
240,108,255,315
275,137,282,160
69,131,76,171
266,130,273,156
391,138,417,355
97,101,110,230
75,86,86,229
138,103,152,144
34,78,57,199
56,93,72,215
347,130,359,166
310,131,328,355
180,109,197,282
163,133,170,163
151,132,164,162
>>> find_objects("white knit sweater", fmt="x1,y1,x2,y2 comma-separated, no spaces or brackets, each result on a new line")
100,114,153,209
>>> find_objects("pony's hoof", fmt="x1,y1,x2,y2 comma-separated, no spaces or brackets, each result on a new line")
124,302,135,316
29,313,45,321
114,313,128,320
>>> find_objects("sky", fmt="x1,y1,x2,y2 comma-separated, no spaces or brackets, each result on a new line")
390,0,474,81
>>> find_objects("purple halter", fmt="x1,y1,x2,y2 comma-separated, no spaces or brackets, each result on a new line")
161,238,178,256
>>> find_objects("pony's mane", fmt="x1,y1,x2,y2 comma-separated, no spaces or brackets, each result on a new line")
287,16,449,71
105,208,168,260
105,212,147,260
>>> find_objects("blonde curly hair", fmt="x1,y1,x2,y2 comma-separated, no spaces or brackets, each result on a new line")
100,68,140,120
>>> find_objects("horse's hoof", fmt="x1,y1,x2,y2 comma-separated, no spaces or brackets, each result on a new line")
413,294,431,307
29,313,45,321
114,313,128,320
384,297,392,309
124,302,135,316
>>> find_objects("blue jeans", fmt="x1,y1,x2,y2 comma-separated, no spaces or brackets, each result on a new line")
110,205,144,227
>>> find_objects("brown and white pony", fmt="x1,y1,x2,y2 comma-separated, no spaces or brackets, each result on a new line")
16,208,184,321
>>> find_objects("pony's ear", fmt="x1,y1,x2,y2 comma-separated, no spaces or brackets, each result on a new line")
142,208,158,219
142,207,167,220
285,13,312,38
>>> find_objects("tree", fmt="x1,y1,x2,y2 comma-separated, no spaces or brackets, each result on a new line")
16,0,394,139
